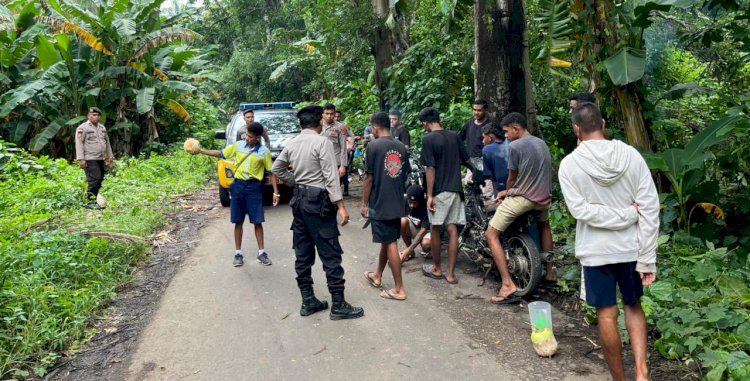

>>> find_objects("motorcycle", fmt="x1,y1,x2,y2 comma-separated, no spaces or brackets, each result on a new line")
459,165,547,297
405,149,425,190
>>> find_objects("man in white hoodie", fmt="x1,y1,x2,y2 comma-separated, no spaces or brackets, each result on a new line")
558,102,659,381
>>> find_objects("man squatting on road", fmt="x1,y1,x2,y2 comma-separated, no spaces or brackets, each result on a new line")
362,112,410,301
559,102,659,381
191,122,279,267
271,105,364,320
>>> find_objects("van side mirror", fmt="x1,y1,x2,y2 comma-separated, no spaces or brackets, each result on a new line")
214,130,226,140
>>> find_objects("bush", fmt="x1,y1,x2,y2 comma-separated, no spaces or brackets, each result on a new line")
646,235,750,380
0,145,213,378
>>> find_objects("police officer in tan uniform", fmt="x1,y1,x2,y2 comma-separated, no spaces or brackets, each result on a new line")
321,104,348,177
75,107,113,209
272,105,364,320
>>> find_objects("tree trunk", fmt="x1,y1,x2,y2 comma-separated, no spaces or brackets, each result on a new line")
372,0,393,111
614,84,650,149
117,96,131,156
146,108,159,142
475,0,511,119
512,0,539,136
475,0,537,134
373,26,393,111
390,12,410,61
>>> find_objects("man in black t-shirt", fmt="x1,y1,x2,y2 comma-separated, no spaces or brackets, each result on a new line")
460,99,493,159
399,185,432,262
418,107,477,285
389,109,410,149
362,112,410,301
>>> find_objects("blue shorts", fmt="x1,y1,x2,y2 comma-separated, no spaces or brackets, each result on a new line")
230,179,264,225
583,261,643,308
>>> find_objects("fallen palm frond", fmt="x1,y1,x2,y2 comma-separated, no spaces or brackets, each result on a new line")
131,28,199,61
36,16,112,54
80,231,145,244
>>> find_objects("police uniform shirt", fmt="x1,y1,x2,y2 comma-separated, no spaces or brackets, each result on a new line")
272,129,343,202
320,121,348,167
75,121,113,160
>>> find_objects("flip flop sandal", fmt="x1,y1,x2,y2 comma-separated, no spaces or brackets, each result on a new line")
490,295,522,305
380,289,407,301
446,277,459,285
422,264,445,280
364,271,382,288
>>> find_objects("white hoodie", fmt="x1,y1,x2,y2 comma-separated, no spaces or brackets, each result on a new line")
558,139,660,273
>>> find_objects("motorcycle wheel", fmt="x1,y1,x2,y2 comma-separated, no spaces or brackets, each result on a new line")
506,233,543,297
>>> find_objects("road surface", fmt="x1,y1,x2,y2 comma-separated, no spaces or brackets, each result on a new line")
125,195,611,381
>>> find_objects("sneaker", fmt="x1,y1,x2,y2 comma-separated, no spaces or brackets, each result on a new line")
233,254,244,267
257,252,272,266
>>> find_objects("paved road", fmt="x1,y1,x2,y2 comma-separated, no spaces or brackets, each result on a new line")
126,197,611,381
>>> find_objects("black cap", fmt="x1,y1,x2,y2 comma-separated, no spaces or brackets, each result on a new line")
406,185,425,202
297,105,323,118
88,107,102,115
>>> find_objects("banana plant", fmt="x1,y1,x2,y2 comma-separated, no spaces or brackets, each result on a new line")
642,116,737,229
533,0,575,72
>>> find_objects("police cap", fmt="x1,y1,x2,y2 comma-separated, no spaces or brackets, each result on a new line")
88,107,102,115
297,105,323,118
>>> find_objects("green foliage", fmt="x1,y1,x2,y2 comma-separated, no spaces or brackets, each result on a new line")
605,47,647,86
643,118,735,228
0,0,218,158
159,97,223,150
0,144,213,378
647,236,750,379
384,38,473,136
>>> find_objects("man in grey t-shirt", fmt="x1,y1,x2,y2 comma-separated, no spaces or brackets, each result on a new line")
485,113,556,304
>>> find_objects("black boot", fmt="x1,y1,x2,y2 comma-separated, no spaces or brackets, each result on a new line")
329,291,364,320
300,287,328,316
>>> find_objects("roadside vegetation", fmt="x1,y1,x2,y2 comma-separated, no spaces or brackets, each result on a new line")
0,142,214,378
1,0,748,379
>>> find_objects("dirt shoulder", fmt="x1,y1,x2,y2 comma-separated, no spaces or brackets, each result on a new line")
46,188,221,381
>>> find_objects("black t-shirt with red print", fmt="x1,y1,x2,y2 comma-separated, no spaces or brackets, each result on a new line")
365,136,410,220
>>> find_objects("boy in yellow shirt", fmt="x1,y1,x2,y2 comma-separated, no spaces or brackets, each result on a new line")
192,122,279,267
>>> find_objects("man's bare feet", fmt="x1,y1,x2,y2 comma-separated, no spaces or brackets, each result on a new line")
490,285,519,303
364,271,382,288
422,264,444,279
380,288,407,301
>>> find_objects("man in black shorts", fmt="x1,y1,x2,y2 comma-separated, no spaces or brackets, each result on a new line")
361,112,410,301
559,103,659,380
